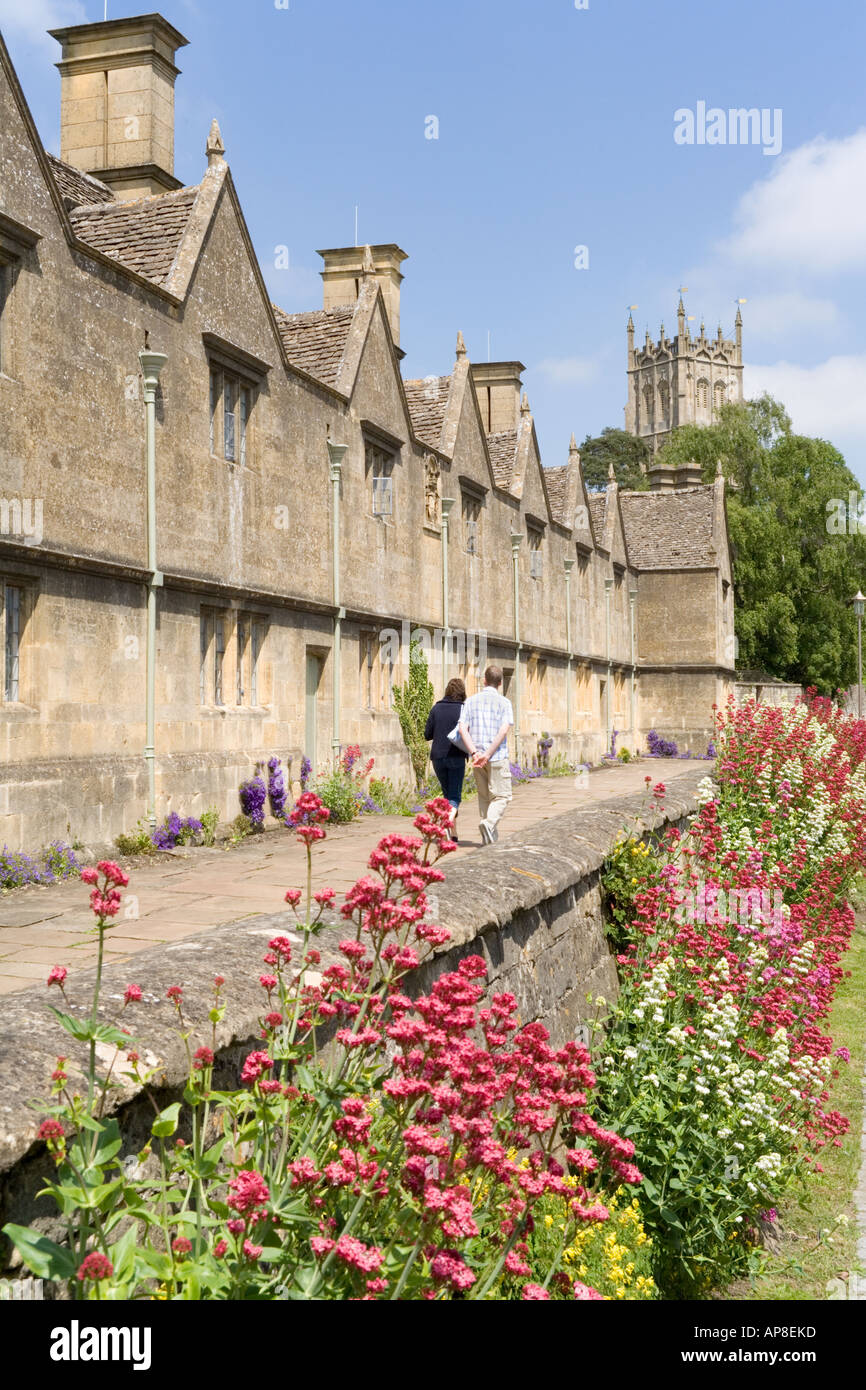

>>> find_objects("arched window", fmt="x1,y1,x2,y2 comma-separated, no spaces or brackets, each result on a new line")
642,381,654,421
696,378,709,409
714,380,726,411
658,380,670,420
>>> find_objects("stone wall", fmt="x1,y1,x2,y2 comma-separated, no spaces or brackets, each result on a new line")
0,770,705,1268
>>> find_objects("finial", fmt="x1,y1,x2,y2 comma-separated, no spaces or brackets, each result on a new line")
456,329,467,361
660,321,665,340
206,118,225,168
700,319,705,337
608,460,616,483
361,244,375,276
520,391,531,417
627,311,634,329
715,457,724,479
569,431,578,454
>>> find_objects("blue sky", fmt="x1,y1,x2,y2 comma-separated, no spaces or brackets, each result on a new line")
4,0,866,478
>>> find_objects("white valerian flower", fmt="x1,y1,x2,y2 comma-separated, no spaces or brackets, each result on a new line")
644,1072,660,1088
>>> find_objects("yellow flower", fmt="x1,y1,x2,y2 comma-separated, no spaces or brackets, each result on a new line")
544,1214,554,1228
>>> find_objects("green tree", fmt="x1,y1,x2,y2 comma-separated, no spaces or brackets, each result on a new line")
391,638,434,788
656,395,866,691
578,427,651,492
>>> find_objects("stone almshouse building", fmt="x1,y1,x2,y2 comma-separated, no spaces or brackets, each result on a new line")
0,15,735,850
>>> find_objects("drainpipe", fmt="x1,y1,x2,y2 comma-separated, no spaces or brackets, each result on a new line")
440,497,455,684
564,558,574,756
510,531,523,764
328,440,348,763
139,348,167,830
629,585,638,746
604,576,613,756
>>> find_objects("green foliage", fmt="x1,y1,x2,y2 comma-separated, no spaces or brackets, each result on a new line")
114,820,157,856
618,748,632,763
578,427,651,492
200,807,220,848
315,766,359,823
547,753,575,778
229,813,252,843
368,776,422,815
391,639,434,788
656,393,866,691
601,836,662,954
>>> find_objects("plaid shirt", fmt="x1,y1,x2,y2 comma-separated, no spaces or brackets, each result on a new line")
460,688,514,764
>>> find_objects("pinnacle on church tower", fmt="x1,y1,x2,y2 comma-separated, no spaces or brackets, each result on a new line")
569,431,579,458
456,330,467,361
520,391,531,417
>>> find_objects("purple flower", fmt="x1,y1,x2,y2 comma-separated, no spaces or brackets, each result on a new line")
646,729,679,758
239,773,267,825
300,757,312,791
152,813,203,850
267,757,289,822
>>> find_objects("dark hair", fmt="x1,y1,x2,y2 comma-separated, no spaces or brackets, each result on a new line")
443,678,467,702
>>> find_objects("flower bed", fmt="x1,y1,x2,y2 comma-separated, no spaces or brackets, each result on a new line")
4,797,641,1301
595,695,866,1296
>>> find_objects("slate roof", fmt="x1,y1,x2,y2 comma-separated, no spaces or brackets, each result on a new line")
487,430,518,488
69,185,199,288
543,465,568,524
272,304,355,389
403,374,452,450
619,486,717,569
46,153,114,208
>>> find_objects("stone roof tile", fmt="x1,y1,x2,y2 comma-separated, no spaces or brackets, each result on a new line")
619,486,717,569
69,185,199,287
402,374,452,450
587,493,607,542
487,430,518,487
46,153,114,208
272,304,355,388
543,465,568,523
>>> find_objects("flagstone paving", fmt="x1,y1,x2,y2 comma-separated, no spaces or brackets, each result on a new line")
0,760,708,996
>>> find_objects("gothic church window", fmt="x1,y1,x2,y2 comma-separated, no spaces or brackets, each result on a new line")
697,378,710,409
714,380,726,411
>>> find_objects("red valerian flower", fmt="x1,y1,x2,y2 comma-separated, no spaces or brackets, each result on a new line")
240,1051,272,1085
166,985,183,1002
193,1046,214,1069
123,984,142,1004
227,1169,270,1215
46,965,67,988
522,1283,550,1300
77,1252,114,1282
171,1237,192,1256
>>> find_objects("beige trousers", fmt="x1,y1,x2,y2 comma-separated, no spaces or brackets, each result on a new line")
473,759,512,830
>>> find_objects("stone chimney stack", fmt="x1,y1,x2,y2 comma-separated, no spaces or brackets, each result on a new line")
470,361,527,434
50,13,189,201
317,244,408,347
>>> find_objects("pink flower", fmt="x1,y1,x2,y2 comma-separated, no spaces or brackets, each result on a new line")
284,889,302,907
430,1250,476,1291
227,1219,245,1235
268,936,293,961
240,1050,272,1085
227,1169,270,1215
243,1240,263,1261
193,1046,214,1070
314,888,336,906
166,985,183,1003
288,1157,321,1187
310,1236,335,1258
264,1011,283,1028
333,1235,383,1273
38,1119,64,1142
259,975,278,992
123,984,142,1004
573,1281,603,1300
213,1239,228,1258
77,1252,113,1282
80,867,99,885
522,1283,550,1300
171,1237,192,1256
214,974,225,989
46,965,67,988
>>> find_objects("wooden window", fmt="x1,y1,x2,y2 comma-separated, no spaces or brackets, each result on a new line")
528,526,543,579
209,368,253,464
462,492,481,555
366,443,394,517
4,584,21,701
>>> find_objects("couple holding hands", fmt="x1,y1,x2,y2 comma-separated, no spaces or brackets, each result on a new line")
423,665,514,845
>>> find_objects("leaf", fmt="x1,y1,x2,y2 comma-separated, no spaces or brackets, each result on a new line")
151,1102,181,1138
90,1119,122,1167
48,1006,97,1043
2,1224,77,1281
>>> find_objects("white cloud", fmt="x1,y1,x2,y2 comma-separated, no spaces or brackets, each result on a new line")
745,355,866,440
534,356,599,385
735,290,841,339
719,129,866,273
0,1,86,54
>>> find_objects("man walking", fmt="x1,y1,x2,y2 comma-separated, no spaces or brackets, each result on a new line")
458,665,514,844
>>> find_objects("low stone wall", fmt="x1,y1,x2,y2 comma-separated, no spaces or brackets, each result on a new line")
0,769,707,1269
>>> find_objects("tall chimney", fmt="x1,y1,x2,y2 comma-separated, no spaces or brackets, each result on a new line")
317,244,408,347
470,361,526,434
50,13,189,201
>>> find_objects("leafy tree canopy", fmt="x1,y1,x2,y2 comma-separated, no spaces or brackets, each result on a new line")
578,427,651,492
654,394,866,691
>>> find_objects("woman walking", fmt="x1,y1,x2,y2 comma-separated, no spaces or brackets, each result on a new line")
424,677,468,841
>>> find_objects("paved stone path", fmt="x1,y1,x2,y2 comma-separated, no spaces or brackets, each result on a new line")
0,760,707,996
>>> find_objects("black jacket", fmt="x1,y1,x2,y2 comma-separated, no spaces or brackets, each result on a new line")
424,697,468,762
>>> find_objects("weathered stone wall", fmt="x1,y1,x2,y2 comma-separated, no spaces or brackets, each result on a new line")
0,771,705,1266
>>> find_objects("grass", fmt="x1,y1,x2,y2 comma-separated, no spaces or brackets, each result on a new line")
727,916,866,1301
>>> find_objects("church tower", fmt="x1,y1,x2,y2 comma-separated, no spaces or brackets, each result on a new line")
624,300,744,455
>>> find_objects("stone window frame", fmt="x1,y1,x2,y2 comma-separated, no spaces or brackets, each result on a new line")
696,377,710,410
200,606,229,708
2,578,24,703
202,334,270,470
526,518,545,580
362,422,404,523
236,611,268,708
0,211,41,380
460,489,483,556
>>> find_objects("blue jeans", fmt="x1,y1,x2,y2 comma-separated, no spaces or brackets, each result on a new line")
432,757,466,810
